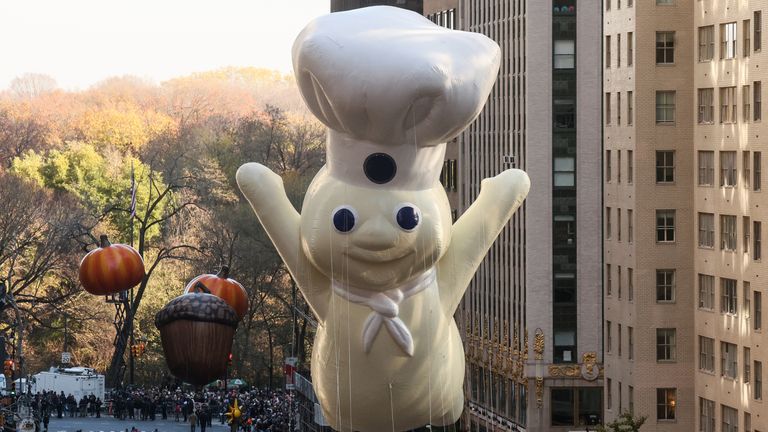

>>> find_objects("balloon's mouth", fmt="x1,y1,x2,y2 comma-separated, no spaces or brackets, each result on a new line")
343,247,415,264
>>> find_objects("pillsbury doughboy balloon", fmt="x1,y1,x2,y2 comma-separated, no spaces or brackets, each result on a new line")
237,6,529,431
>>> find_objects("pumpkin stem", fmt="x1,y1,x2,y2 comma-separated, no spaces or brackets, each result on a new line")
218,265,230,279
192,281,212,294
99,235,111,248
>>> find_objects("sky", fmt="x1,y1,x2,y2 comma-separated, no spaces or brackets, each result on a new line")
0,0,330,91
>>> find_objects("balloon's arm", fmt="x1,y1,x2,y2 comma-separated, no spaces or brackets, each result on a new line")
236,163,330,322
437,169,530,315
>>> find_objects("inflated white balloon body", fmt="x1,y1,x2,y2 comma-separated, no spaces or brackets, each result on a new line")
236,6,530,432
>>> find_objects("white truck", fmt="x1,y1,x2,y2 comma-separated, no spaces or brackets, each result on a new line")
32,367,105,400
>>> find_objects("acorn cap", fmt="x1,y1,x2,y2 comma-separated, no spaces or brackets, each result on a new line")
154,293,239,329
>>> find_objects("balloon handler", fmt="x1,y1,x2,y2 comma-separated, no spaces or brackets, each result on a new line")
237,6,530,432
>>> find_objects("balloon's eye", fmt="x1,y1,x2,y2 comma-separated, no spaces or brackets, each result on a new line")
332,206,357,233
395,204,420,232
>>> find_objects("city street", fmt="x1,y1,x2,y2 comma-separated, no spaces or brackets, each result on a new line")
46,416,231,432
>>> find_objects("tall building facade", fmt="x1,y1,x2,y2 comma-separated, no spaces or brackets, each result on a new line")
603,0,697,430
605,1,767,431
427,1,604,430
693,1,766,432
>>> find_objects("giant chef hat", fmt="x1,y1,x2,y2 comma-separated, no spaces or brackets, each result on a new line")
292,6,500,190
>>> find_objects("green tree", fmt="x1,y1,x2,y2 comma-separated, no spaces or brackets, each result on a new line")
597,412,647,432
11,141,167,242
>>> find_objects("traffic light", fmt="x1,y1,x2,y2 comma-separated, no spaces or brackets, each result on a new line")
3,360,13,377
228,353,233,367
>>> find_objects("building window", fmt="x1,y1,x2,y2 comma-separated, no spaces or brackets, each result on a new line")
606,0,610,10
720,87,737,123
656,328,676,361
745,347,752,382
721,215,737,251
554,40,576,69
745,19,752,56
617,34,622,68
698,88,715,123
554,157,575,187
628,267,634,301
629,386,634,414
627,149,634,182
606,264,612,296
700,398,715,432
656,210,675,243
656,91,675,123
755,290,762,330
699,213,715,248
699,274,715,310
605,93,611,125
722,278,738,314
607,378,612,410
440,159,457,191
744,85,752,122
745,216,752,254
756,11,762,52
618,323,622,356
606,149,611,181
656,151,674,183
722,405,738,432
656,269,675,302
618,150,622,182
755,151,762,190
656,388,676,420
700,336,715,371
756,221,763,260
745,151,752,188
721,342,738,378
628,209,633,243
617,209,622,241
699,25,715,61
699,151,715,186
617,92,622,125
721,22,737,59
628,326,634,360
628,32,633,66
606,320,612,352
605,35,611,68
746,413,752,432
606,208,612,239
721,151,737,187
618,265,622,297
756,360,763,400
656,31,675,64
745,281,753,319
755,81,762,121
656,0,673,4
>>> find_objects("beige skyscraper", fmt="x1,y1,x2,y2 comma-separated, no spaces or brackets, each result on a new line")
693,1,766,432
605,0,766,431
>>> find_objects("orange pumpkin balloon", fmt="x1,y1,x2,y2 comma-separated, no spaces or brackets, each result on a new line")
184,266,248,320
79,235,145,295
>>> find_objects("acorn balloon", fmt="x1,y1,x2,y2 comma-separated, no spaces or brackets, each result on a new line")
183,266,248,320
79,235,145,295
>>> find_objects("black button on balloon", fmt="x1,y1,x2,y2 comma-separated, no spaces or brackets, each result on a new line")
333,207,356,233
396,205,420,231
364,153,397,184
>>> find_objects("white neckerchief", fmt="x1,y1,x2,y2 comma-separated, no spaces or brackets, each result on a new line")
331,268,436,357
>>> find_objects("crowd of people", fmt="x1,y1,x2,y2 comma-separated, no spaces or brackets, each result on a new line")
23,386,294,432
